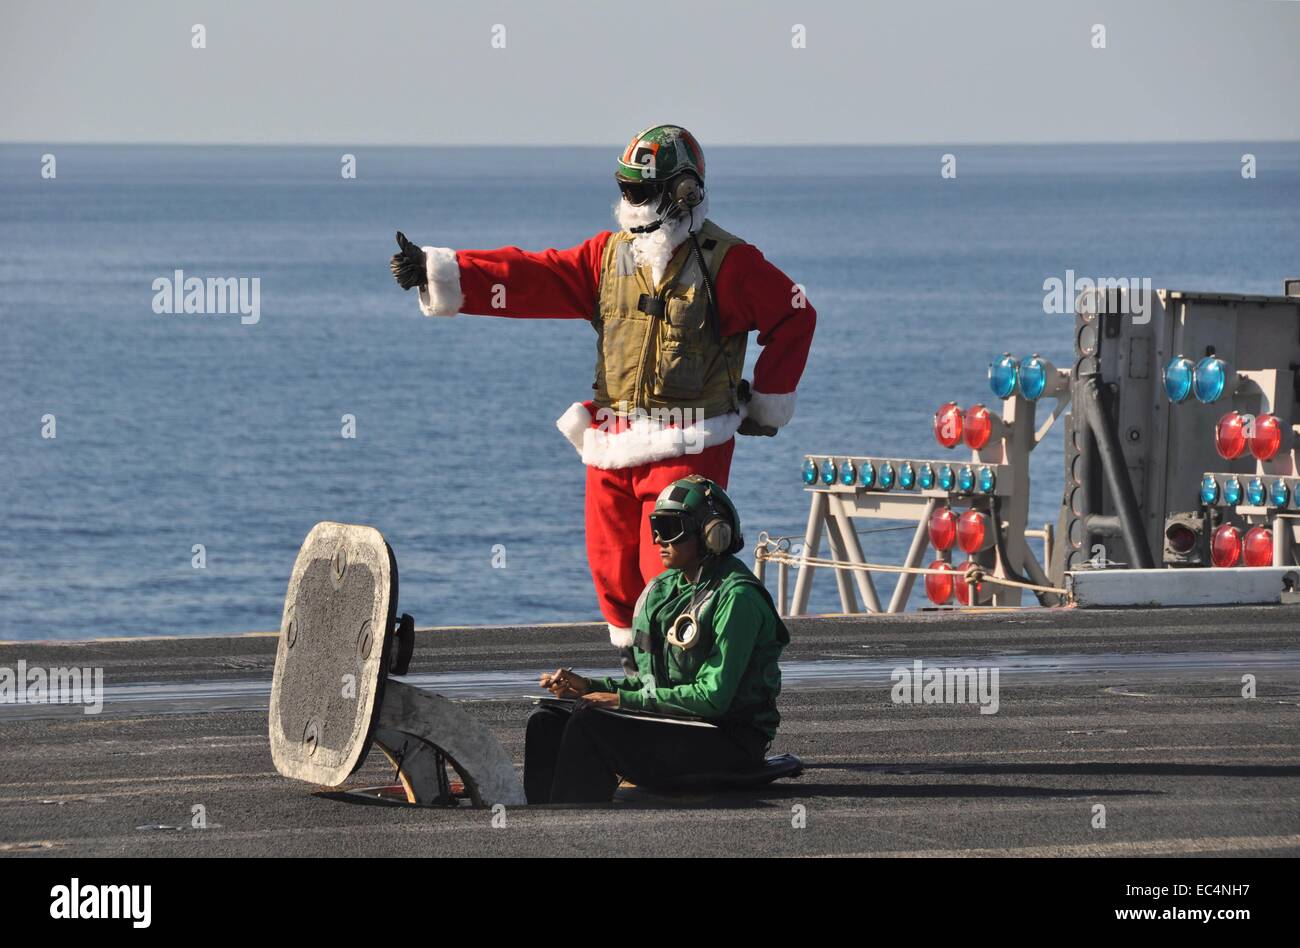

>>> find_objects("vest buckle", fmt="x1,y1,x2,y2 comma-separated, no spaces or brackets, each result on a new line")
637,293,666,317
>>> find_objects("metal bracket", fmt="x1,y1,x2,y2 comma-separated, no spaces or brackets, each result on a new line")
390,613,415,676
370,679,526,807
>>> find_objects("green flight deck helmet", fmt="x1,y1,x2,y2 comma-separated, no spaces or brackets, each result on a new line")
615,124,707,208
649,475,743,556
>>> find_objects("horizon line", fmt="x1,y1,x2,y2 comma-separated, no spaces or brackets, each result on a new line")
4,137,1300,149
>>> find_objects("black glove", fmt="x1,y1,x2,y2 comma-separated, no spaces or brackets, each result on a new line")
738,417,778,437
734,380,777,437
390,231,428,290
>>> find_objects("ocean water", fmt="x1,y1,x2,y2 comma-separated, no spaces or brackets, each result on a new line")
2,143,1298,639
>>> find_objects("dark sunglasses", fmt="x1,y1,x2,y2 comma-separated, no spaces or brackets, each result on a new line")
618,178,662,207
650,512,693,545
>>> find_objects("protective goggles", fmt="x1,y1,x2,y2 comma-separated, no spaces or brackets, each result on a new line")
650,512,695,545
617,178,663,207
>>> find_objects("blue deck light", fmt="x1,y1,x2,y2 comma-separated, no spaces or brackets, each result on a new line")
1199,475,1219,505
1020,355,1050,400
859,459,876,488
899,461,916,490
1246,477,1265,506
988,354,1019,400
820,458,837,485
918,463,935,490
1270,478,1290,508
1163,356,1194,403
1193,356,1229,404
1222,476,1242,506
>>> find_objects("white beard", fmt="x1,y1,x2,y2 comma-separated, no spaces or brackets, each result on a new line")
613,193,709,287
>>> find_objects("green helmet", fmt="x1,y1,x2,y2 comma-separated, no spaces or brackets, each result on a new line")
616,124,706,184
650,475,742,556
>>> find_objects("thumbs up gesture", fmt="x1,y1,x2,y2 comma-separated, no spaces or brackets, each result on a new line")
390,231,428,290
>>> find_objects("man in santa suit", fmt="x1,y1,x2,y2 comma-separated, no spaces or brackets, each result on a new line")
390,124,815,672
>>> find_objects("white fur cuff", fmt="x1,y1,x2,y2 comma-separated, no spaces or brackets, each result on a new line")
608,624,634,648
556,402,593,452
417,246,463,317
744,388,797,429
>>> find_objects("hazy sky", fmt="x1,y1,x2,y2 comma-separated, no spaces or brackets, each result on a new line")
3,0,1298,145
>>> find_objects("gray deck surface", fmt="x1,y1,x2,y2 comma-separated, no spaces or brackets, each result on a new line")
1,606,1297,857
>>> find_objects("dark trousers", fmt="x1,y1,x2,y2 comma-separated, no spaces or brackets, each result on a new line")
524,705,767,804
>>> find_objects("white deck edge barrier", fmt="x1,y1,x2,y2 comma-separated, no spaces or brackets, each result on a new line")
1068,567,1300,608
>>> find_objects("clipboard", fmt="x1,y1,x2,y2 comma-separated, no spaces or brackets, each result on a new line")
532,696,717,727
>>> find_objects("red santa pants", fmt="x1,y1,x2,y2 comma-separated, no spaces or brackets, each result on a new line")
584,438,736,642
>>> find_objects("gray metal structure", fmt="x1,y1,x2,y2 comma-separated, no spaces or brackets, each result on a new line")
269,522,526,807
777,280,1300,614
783,383,1066,614
1053,282,1300,580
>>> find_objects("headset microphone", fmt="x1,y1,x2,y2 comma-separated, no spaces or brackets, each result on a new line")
627,174,704,234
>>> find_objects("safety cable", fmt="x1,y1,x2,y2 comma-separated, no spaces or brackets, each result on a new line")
754,545,1069,597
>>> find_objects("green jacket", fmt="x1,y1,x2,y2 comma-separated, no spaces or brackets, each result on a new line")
591,554,789,741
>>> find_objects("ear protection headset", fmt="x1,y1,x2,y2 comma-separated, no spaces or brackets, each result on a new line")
628,172,706,235
687,475,742,557
668,172,704,211
661,477,742,651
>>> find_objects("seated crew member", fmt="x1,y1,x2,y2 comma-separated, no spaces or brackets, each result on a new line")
524,475,789,805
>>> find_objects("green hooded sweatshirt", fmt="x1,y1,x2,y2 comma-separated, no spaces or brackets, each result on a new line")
590,554,789,743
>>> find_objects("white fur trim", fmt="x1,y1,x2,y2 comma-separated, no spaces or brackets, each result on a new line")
417,247,463,317
554,401,741,471
744,388,797,429
556,402,592,453
608,624,634,648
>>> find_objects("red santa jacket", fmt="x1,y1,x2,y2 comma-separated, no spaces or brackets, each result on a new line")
415,229,815,470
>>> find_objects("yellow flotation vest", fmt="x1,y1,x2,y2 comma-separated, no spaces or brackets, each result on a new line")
592,219,747,420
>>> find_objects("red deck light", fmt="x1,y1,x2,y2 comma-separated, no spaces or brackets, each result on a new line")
1210,524,1242,567
956,509,993,554
928,506,958,551
934,402,964,448
1215,411,1247,460
1243,526,1273,567
963,404,994,450
924,561,954,605
1249,413,1283,461
953,560,983,605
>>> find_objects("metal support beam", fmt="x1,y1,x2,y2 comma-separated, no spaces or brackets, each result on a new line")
789,491,826,616
822,512,860,613
828,494,883,613
1079,374,1156,569
888,498,937,613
